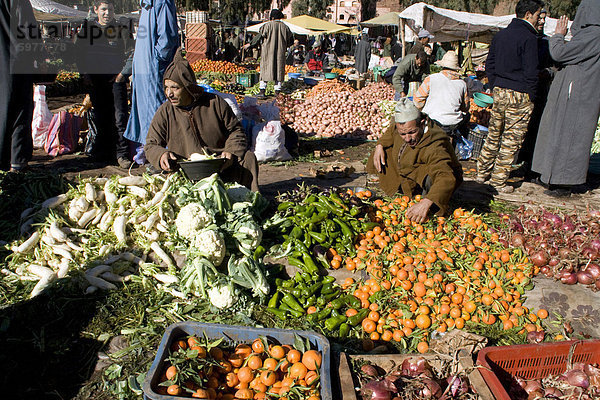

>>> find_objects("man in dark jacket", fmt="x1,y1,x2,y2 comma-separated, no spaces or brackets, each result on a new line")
145,51,258,191
391,51,429,99
304,41,327,74
367,98,463,221
75,0,134,166
476,0,543,193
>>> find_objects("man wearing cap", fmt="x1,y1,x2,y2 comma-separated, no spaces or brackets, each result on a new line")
243,9,293,98
144,51,259,191
413,51,468,135
409,29,434,56
354,33,371,74
304,41,328,75
366,98,463,222
392,51,430,99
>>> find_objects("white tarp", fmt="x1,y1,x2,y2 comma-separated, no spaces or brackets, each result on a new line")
374,2,571,43
30,0,87,18
247,20,315,36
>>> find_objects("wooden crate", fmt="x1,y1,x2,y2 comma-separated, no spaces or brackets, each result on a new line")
186,38,209,54
186,51,208,64
186,23,212,39
339,351,494,400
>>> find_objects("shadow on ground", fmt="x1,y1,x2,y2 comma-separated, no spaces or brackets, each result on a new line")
0,282,104,399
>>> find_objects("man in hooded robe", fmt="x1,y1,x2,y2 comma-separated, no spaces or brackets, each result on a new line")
354,33,371,74
144,51,259,191
123,0,178,159
531,0,600,196
243,9,293,98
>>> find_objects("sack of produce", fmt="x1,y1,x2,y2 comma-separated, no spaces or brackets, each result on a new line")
44,110,82,156
252,120,291,162
32,85,53,149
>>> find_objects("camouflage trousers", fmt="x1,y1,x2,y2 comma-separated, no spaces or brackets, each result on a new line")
477,87,534,187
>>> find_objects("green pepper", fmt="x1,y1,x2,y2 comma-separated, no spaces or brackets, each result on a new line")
267,307,288,320
316,307,332,321
329,192,349,211
316,296,327,307
304,194,317,204
347,308,369,326
324,315,347,331
330,296,346,310
322,276,336,284
278,303,303,318
349,206,360,217
303,233,312,248
287,256,304,269
253,245,266,261
320,283,335,295
362,222,381,231
277,202,294,211
302,253,320,274
275,278,284,288
308,231,327,243
303,295,316,307
289,226,303,239
323,289,341,302
306,282,323,297
267,291,280,308
344,295,361,309
333,217,354,238
281,293,305,313
281,279,296,289
290,287,304,299
298,205,316,219
331,308,340,317
339,322,350,337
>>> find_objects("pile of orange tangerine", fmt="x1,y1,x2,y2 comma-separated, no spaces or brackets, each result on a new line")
190,60,247,74
156,336,322,399
338,195,548,353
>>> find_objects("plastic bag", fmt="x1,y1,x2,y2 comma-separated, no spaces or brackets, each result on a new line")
257,101,280,122
215,91,242,121
252,120,291,162
31,85,53,149
455,135,474,160
84,109,99,156
44,111,82,156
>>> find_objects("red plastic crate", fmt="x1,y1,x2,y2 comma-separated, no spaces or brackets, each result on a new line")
476,340,600,400
186,51,208,64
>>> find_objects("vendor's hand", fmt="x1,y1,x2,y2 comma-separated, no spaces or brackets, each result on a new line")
372,144,386,173
159,151,177,171
221,151,234,170
555,15,569,36
405,198,433,224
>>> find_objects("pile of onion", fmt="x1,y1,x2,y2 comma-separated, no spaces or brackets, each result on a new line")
498,206,600,290
508,362,600,399
278,82,395,140
358,357,474,400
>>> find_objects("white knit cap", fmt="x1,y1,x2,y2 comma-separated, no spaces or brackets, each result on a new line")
394,98,421,123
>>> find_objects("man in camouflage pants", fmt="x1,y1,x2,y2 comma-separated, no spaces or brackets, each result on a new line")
476,0,543,193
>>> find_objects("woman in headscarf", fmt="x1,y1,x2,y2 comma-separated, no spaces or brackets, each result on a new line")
531,0,600,196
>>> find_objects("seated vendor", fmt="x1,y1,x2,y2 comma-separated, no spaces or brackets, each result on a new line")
367,98,463,222
145,51,259,191
304,41,327,75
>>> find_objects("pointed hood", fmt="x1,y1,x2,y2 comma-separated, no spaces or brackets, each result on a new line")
163,50,204,100
570,0,600,36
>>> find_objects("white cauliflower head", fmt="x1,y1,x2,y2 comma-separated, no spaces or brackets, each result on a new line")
192,229,226,266
208,283,236,309
238,222,263,249
226,184,252,203
175,202,213,239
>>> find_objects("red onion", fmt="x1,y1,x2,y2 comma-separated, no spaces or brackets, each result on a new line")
419,377,442,399
511,233,525,247
531,250,549,267
548,258,560,267
361,380,392,400
583,363,600,387
558,248,571,258
582,247,599,260
523,379,542,394
562,221,576,232
498,238,509,247
562,369,589,388
540,265,552,276
584,263,600,280
596,279,600,290
577,270,595,285
446,375,469,397
361,364,382,377
400,357,431,377
590,239,600,253
527,389,544,399
546,213,563,227
543,387,564,398
560,271,578,285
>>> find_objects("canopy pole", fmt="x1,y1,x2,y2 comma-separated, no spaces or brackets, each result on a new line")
400,18,406,58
